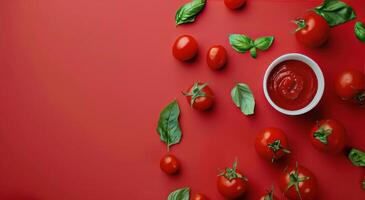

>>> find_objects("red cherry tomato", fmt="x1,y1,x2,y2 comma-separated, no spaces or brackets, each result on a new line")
279,163,318,200
207,45,227,70
224,0,246,10
294,12,330,48
183,82,214,111
217,160,248,199
191,193,209,200
259,188,279,200
335,69,365,104
160,154,180,175
309,119,347,154
172,35,198,61
255,128,291,163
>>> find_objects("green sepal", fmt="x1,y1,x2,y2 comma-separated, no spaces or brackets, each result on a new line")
313,125,332,144
219,159,248,182
285,162,310,200
293,18,307,32
268,140,291,163
183,82,209,107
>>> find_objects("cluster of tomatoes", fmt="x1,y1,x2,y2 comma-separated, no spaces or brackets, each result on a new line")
160,0,365,200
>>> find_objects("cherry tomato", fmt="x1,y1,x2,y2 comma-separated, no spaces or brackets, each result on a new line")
259,188,278,200
207,45,227,70
224,0,246,10
294,12,330,48
217,159,248,199
309,119,347,154
255,128,291,163
335,69,365,104
191,193,209,200
172,35,198,61
160,154,180,175
279,163,318,200
183,82,214,111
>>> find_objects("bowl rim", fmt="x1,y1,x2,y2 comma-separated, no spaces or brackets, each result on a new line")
263,53,325,116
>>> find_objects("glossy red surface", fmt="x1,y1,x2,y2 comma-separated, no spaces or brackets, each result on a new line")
0,0,364,200
267,60,318,110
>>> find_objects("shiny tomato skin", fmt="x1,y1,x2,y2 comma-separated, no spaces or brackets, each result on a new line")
191,193,209,200
279,164,318,200
207,45,227,70
255,128,290,162
172,35,198,61
224,0,246,10
185,83,214,111
309,119,347,154
295,12,330,48
334,69,365,101
217,174,248,199
160,154,180,175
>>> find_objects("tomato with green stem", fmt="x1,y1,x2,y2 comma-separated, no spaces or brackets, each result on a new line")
294,12,330,48
183,82,214,111
224,0,246,10
191,193,209,200
160,154,180,175
279,163,318,200
255,128,291,163
335,69,365,104
217,159,248,199
309,119,347,154
172,35,198,61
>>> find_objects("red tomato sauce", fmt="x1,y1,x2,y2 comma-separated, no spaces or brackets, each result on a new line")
267,60,318,110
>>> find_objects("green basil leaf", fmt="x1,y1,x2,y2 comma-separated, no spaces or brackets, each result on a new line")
348,148,365,167
313,0,356,27
229,34,253,53
249,47,257,59
231,83,255,115
254,36,274,51
167,187,190,200
355,21,365,43
175,0,206,25
157,100,182,150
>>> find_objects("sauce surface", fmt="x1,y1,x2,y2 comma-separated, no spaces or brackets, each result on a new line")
267,60,318,110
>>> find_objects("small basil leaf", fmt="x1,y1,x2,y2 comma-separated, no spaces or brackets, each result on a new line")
355,21,365,43
167,187,190,200
175,0,206,25
157,100,182,150
229,34,253,53
250,47,257,59
348,148,365,167
254,36,274,51
231,83,255,115
313,0,356,27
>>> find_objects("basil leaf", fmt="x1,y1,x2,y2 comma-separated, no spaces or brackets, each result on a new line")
231,83,255,115
363,178,365,191
313,0,356,27
229,34,253,53
167,187,190,200
249,47,257,59
348,148,365,167
175,0,206,25
157,100,182,150
254,36,274,51
355,21,365,43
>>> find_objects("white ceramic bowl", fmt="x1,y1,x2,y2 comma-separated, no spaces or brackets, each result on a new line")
263,53,325,115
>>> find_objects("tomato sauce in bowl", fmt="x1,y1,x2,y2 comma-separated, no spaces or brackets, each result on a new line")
263,53,324,115
267,60,318,110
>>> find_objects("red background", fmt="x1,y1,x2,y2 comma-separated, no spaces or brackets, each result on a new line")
0,0,364,199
